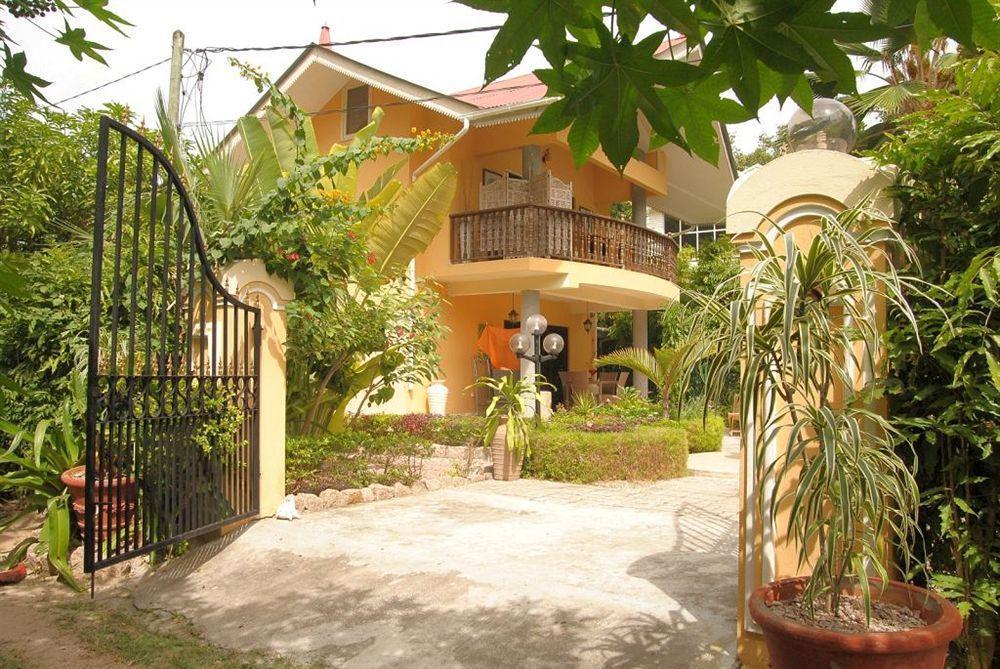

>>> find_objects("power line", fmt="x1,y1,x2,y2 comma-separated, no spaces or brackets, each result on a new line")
191,23,504,54
52,57,171,106
180,80,548,129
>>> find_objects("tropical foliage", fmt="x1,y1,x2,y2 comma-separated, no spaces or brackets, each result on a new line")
459,0,1000,172
199,63,458,435
595,339,704,417
877,52,1000,667
693,206,923,618
0,0,130,102
0,372,85,590
469,374,546,460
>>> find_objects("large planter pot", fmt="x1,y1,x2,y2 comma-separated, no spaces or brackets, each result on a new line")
749,576,963,669
61,465,139,539
490,421,523,481
427,380,448,415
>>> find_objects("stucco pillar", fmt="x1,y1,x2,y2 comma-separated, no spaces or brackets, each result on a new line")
222,260,294,517
520,289,541,417
630,183,647,228
631,309,649,397
522,145,543,178
726,150,896,669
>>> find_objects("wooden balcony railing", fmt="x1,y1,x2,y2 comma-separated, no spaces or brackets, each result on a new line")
450,204,678,281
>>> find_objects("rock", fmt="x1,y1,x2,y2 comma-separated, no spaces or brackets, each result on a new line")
360,487,376,503
295,493,321,512
410,480,430,494
341,488,365,504
370,484,395,501
319,489,348,508
392,482,412,497
424,478,442,491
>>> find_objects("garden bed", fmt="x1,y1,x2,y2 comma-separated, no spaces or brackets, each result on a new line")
286,414,488,496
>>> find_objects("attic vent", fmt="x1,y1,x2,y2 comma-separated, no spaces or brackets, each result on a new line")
345,84,370,135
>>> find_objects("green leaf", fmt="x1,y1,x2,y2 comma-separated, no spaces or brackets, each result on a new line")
237,115,283,195
55,21,110,64
367,163,458,274
926,0,975,48
1,45,51,102
567,107,600,168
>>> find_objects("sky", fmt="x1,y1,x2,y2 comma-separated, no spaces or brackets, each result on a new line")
5,0,862,154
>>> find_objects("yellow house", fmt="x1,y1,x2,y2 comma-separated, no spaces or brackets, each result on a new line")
233,27,737,415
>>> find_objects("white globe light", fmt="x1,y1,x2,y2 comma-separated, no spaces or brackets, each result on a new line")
542,332,564,355
524,313,548,335
786,98,857,153
508,332,532,355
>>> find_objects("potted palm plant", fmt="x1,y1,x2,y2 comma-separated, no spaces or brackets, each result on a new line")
468,374,545,481
693,208,962,669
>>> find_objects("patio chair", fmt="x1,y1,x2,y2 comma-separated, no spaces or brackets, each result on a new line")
559,370,595,407
598,371,630,403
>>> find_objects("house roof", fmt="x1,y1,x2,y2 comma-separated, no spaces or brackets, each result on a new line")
451,36,690,110
227,28,736,219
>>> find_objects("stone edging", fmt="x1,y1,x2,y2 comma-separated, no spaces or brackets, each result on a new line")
294,472,492,513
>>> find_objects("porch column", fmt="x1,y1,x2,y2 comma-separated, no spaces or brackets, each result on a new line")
522,145,543,178
631,183,647,228
632,309,649,397
520,289,541,417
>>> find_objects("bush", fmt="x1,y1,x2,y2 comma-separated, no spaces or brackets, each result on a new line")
286,430,432,493
353,413,486,447
681,414,725,453
526,424,687,483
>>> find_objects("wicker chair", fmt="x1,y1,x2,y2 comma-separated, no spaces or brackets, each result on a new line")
598,371,630,403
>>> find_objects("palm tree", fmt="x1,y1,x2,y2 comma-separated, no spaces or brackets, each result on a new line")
595,339,704,417
845,38,956,121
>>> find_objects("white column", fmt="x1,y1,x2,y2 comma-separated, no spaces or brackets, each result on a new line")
632,309,649,397
520,290,541,417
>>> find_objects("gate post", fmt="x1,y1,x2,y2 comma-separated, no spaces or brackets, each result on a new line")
222,260,295,517
726,150,896,668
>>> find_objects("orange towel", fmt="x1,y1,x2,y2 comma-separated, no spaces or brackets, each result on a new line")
477,325,521,371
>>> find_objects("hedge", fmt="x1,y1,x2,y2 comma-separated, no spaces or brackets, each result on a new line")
682,414,725,453
525,424,688,484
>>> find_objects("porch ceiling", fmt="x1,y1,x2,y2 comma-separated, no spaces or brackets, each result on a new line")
430,257,678,311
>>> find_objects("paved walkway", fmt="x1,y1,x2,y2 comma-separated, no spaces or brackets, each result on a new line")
131,438,741,668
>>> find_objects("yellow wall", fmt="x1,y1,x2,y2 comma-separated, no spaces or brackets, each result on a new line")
299,78,658,416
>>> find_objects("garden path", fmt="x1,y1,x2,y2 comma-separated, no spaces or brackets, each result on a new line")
130,437,741,668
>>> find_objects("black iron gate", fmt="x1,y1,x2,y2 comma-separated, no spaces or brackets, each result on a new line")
85,117,261,577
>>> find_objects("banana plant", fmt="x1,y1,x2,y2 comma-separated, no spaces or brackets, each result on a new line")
0,372,85,590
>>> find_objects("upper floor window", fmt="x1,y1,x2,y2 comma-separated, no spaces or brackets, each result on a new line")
344,85,370,136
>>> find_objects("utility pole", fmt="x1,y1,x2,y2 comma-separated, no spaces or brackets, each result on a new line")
167,30,185,128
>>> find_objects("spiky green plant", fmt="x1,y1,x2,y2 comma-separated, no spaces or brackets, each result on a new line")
468,374,548,460
690,205,925,619
595,339,705,417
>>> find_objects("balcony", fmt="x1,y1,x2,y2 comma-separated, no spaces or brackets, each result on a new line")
450,204,678,282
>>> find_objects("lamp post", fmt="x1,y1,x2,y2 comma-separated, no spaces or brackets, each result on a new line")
508,313,564,424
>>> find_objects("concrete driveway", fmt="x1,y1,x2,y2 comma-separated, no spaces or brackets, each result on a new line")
131,440,740,668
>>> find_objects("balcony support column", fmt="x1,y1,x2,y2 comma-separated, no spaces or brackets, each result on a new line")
522,145,543,178
520,290,541,417
631,183,647,228
632,309,649,397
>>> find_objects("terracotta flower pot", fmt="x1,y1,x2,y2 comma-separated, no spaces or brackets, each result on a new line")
490,422,523,481
749,576,963,669
61,465,139,539
0,563,27,586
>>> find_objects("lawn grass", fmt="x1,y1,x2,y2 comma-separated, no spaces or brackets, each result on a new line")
57,600,312,669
